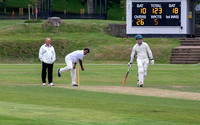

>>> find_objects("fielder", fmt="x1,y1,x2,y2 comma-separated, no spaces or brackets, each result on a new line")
128,34,154,87
57,48,90,87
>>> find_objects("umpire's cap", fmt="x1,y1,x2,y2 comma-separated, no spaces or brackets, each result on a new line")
136,34,143,40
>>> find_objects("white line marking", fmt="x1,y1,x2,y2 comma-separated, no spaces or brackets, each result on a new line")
0,64,191,66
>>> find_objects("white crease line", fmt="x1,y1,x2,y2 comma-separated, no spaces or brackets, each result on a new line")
0,64,189,66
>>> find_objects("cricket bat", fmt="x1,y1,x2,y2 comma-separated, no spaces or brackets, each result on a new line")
122,66,131,87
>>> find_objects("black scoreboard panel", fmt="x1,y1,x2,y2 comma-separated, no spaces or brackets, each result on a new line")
132,2,181,26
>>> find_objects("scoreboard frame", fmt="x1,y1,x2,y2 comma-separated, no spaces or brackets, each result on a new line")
126,0,195,38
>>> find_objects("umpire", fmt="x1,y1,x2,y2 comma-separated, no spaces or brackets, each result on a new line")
39,38,56,86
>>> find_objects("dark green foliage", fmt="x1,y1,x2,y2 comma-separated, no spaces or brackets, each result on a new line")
80,0,87,6
24,19,42,23
1,0,125,20
0,0,6,11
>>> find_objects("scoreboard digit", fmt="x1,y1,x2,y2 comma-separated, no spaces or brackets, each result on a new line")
132,2,181,26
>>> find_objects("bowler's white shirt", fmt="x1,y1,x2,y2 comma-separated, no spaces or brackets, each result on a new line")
39,44,56,64
131,42,153,60
68,50,84,63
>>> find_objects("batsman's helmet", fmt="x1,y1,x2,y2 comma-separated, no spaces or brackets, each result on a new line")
136,34,143,40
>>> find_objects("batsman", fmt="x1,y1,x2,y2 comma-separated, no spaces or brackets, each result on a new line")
128,34,154,87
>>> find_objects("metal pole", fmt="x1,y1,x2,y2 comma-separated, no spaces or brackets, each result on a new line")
32,5,34,15
35,5,37,19
47,0,49,14
95,0,97,14
41,0,43,13
105,0,107,19
28,4,31,20
3,0,6,13
50,0,52,14
100,0,102,15
44,0,46,14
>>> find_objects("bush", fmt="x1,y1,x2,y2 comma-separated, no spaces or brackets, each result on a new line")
24,19,42,23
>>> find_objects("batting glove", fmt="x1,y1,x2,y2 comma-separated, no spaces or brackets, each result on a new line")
128,62,132,67
150,59,154,65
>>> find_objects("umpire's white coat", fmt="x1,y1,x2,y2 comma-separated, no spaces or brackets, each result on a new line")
39,44,56,64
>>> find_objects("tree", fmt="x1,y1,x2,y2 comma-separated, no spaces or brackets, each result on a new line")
80,0,87,6
87,0,94,14
1,0,7,13
120,0,126,9
107,0,114,11
30,0,42,19
30,0,41,6
120,0,126,16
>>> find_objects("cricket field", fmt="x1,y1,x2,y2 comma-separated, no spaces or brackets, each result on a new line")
0,64,200,125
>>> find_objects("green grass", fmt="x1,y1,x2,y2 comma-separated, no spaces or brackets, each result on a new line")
0,64,200,125
0,19,179,64
0,64,199,92
0,20,26,29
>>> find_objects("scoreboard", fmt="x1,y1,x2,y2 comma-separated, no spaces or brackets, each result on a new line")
132,2,181,26
126,0,195,38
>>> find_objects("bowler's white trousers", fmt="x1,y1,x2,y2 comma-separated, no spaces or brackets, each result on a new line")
60,55,76,85
137,58,149,85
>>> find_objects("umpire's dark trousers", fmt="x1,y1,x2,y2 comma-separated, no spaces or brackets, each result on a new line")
42,62,54,84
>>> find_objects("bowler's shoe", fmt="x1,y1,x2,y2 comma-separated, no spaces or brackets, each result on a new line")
72,84,78,87
57,69,61,77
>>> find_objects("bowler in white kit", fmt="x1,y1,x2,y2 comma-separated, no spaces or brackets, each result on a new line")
57,48,90,86
128,35,154,87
